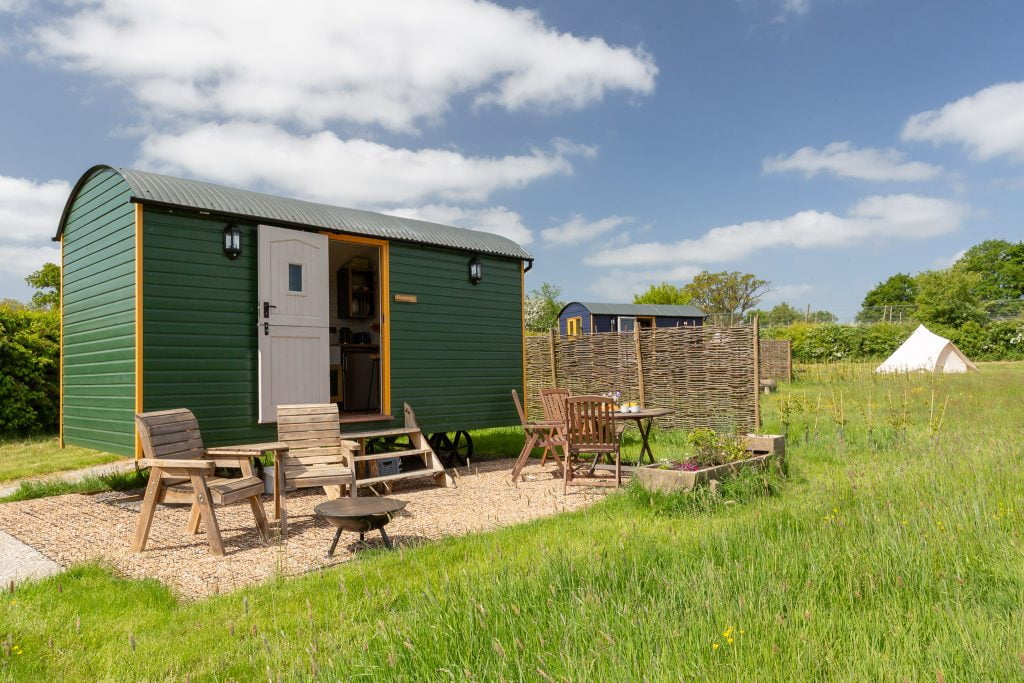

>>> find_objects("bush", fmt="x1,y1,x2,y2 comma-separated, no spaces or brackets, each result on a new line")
763,318,1024,363
0,304,60,436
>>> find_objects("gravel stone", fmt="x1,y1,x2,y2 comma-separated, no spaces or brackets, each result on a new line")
0,459,608,599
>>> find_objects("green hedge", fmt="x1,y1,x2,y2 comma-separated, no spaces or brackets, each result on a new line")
762,320,1024,363
0,304,59,436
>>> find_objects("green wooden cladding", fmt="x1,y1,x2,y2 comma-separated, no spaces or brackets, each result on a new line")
388,244,522,432
61,169,137,455
140,210,274,446
62,196,524,453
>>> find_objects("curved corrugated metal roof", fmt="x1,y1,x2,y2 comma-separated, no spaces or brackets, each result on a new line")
561,301,707,318
55,165,532,260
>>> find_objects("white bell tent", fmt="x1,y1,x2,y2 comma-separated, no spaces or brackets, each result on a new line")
875,324,978,374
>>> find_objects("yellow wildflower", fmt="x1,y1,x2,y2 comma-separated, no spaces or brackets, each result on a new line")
712,642,720,650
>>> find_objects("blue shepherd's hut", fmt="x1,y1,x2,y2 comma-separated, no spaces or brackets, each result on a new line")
557,302,706,336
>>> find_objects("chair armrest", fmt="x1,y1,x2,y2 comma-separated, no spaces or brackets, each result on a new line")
340,439,360,451
206,454,255,468
138,458,214,470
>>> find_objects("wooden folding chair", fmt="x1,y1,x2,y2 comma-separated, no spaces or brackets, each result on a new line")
133,409,270,556
539,388,569,467
564,395,622,493
509,389,564,482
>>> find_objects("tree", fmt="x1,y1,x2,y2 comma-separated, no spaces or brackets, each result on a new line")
914,269,987,327
633,282,692,305
857,273,918,322
952,239,1024,303
681,271,770,324
746,302,837,325
524,282,564,332
25,263,61,310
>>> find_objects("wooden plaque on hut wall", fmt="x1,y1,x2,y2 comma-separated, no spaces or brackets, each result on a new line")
393,293,418,304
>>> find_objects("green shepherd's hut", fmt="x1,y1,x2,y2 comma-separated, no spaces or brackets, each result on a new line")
56,165,531,460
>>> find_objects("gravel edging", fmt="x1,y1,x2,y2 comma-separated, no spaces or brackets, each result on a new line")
0,458,610,599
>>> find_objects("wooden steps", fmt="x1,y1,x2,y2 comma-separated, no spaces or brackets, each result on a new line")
342,404,453,492
353,448,431,463
357,469,441,487
341,426,418,440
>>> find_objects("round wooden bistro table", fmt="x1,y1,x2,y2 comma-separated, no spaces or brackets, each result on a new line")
612,407,674,466
314,497,407,555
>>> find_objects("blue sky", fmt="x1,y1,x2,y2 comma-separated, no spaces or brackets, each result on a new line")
1,0,1023,319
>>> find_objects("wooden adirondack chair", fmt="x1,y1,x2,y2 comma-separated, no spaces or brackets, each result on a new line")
275,404,358,520
133,409,270,556
564,395,622,492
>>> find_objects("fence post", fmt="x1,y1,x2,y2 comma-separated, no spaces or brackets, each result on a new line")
548,327,558,388
786,339,793,382
752,315,761,430
634,326,646,407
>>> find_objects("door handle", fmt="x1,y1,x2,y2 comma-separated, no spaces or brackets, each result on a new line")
264,322,270,336
263,302,277,318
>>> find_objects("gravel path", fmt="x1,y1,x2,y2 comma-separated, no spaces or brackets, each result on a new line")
0,459,609,599
0,458,136,498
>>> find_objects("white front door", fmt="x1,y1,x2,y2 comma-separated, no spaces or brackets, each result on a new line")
257,225,330,423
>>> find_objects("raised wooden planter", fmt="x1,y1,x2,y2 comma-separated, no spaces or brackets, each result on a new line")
636,434,785,493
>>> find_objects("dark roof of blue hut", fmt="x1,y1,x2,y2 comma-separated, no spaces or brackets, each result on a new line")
560,302,707,318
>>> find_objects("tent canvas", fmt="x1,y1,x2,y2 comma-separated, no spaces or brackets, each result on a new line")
875,324,978,374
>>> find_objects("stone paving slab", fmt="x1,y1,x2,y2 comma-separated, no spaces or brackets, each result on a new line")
0,459,608,599
0,530,62,586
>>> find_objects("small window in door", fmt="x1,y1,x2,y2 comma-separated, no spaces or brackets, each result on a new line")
288,263,303,292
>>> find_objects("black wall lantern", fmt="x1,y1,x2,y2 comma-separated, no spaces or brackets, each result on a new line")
468,256,483,285
222,223,242,259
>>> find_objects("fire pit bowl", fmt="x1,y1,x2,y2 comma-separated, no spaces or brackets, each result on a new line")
314,497,407,555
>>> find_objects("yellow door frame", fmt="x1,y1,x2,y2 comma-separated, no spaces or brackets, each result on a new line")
566,316,582,336
134,203,144,458
322,232,391,416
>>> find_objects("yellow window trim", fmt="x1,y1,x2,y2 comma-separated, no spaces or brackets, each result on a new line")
566,316,582,336
322,232,391,416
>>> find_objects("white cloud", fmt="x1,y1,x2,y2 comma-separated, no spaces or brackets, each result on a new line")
586,194,968,267
0,245,61,278
781,0,810,16
587,265,703,302
0,175,69,242
763,142,941,182
387,204,533,246
761,283,814,304
932,248,967,269
139,122,583,207
0,0,29,12
540,214,630,245
33,0,656,132
902,82,1024,162
0,174,67,283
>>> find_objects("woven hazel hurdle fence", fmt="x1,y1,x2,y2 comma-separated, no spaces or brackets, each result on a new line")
525,323,760,434
758,339,792,383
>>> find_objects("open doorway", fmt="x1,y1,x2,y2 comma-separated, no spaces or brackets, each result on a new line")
328,237,385,419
